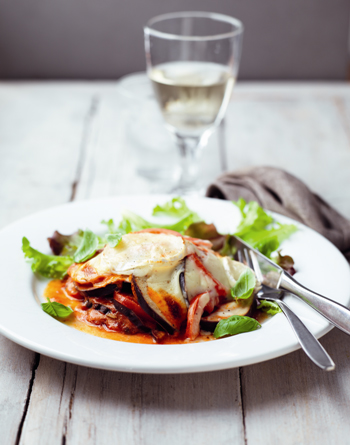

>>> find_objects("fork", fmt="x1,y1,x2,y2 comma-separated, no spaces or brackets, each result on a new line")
237,247,335,371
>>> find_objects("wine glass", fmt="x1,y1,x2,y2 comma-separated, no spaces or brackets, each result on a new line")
144,11,243,195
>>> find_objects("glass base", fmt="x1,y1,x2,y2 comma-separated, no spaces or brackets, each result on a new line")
168,183,206,197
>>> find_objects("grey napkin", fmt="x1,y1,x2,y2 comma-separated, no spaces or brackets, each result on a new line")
206,166,350,261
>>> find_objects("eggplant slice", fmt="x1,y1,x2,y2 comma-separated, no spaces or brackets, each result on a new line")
132,276,174,334
200,295,256,332
82,283,118,298
131,261,188,334
112,299,151,333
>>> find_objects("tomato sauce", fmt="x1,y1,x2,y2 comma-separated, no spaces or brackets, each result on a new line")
44,280,215,345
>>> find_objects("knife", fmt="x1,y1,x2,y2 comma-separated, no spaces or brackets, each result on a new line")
233,235,350,336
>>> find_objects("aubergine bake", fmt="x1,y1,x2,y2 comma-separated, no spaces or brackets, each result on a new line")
47,228,260,344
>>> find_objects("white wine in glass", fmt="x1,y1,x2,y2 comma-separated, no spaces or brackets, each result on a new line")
150,61,235,136
144,12,243,195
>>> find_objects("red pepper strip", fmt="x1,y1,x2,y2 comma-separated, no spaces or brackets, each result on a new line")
187,253,227,299
185,292,211,341
113,291,157,327
133,228,182,237
183,236,213,248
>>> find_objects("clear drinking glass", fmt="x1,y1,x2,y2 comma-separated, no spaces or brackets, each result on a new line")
144,11,243,195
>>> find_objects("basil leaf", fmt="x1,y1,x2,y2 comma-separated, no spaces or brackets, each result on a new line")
231,269,256,300
106,232,123,247
74,229,99,263
258,300,282,315
214,315,261,338
41,298,73,318
22,237,73,279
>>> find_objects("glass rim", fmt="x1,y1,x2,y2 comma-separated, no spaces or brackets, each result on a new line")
144,11,244,41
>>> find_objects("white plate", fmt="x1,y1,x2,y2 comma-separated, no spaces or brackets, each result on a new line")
1,195,350,374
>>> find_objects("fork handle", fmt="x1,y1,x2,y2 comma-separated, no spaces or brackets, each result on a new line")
280,272,350,336
274,299,335,371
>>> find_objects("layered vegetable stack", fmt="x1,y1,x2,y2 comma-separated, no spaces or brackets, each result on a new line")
23,198,297,343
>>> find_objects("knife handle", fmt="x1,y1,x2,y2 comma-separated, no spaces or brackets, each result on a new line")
276,299,335,371
280,272,350,336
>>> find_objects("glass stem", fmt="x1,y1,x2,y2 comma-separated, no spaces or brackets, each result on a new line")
174,134,203,193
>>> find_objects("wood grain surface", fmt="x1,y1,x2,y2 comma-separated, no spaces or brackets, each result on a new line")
1,82,350,445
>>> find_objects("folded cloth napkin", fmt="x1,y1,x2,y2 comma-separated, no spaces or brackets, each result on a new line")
206,166,350,261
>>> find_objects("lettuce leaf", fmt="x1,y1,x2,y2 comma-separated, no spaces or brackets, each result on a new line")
101,218,117,234
152,197,200,220
105,232,123,248
22,237,73,279
115,209,196,235
73,229,99,263
234,200,273,237
48,230,83,256
233,199,297,258
241,224,297,257
274,250,296,275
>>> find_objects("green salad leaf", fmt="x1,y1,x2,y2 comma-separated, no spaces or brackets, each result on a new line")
258,300,282,315
41,298,73,318
22,237,73,279
114,208,196,235
48,230,84,256
101,218,117,234
274,250,296,274
231,269,256,300
185,221,220,240
105,232,123,248
233,199,297,258
152,197,200,220
214,315,261,338
74,229,99,263
241,224,298,257
103,197,201,236
234,200,273,237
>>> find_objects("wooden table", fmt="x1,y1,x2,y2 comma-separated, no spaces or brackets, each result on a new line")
1,81,350,445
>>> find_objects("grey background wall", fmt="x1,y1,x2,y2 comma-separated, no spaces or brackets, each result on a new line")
0,0,349,80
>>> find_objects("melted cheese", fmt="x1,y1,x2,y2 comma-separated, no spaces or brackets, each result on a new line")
87,232,186,277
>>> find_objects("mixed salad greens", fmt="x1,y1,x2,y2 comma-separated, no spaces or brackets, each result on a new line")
22,197,298,339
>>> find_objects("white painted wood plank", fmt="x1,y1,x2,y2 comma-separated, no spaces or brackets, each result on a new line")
0,84,95,227
65,368,244,445
20,357,77,445
0,337,35,444
225,93,350,218
243,328,350,445
0,84,92,442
